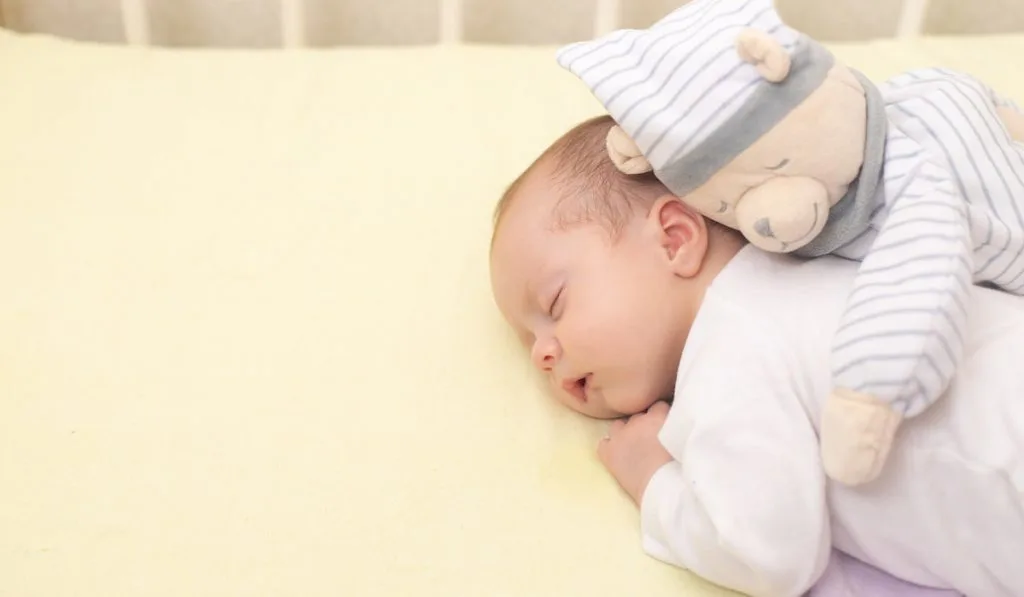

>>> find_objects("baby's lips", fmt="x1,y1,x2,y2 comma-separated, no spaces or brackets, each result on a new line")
561,375,589,404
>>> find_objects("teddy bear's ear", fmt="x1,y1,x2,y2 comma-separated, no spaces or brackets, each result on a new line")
735,27,791,82
606,125,653,175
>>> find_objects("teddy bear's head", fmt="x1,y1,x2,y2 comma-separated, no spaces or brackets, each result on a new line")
607,30,868,252
559,0,871,253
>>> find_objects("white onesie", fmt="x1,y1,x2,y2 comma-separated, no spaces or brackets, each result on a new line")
642,245,1024,597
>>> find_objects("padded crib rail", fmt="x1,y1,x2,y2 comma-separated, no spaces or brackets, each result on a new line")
116,0,932,47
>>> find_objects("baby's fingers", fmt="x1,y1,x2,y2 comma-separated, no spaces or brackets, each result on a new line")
647,401,671,417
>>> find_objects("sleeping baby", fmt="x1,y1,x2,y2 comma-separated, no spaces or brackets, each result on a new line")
488,115,1024,597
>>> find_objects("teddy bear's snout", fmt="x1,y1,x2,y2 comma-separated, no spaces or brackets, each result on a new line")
753,218,775,239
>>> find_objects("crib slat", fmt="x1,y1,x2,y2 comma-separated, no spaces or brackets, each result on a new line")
280,0,306,47
439,0,463,44
896,0,931,38
120,0,151,46
594,0,622,37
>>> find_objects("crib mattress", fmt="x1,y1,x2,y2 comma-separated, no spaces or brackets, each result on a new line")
1,29,1021,597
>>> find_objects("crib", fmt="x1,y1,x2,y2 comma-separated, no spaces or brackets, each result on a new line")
0,1,1021,596
0,0,990,47
115,0,934,45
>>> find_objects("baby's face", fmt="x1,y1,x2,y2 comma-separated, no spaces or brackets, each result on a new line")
489,163,689,419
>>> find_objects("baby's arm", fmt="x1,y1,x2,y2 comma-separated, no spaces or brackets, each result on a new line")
823,161,972,485
636,346,831,597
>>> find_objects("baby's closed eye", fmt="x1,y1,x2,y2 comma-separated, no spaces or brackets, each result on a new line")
549,287,565,319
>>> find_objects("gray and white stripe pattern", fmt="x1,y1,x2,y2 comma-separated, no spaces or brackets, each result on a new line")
556,0,801,172
830,70,1024,416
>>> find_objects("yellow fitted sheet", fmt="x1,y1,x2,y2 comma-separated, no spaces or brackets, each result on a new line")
0,29,1021,597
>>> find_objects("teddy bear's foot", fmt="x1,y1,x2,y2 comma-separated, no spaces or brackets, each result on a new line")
820,388,902,487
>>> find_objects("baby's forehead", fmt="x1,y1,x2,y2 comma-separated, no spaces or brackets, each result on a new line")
491,169,567,260
497,162,563,229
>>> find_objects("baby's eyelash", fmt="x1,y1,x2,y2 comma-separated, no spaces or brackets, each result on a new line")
548,288,564,316
766,157,790,171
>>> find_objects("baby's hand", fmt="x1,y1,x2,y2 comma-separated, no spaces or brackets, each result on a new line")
597,401,673,505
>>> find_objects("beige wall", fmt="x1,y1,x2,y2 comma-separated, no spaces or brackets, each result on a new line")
926,0,1024,35
1,0,1022,46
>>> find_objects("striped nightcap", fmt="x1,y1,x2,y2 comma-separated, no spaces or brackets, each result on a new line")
557,0,834,195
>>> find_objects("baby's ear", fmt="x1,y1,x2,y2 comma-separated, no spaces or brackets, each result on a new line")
606,125,653,175
647,196,708,279
735,28,791,82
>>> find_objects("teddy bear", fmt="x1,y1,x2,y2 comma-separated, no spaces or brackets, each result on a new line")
557,0,1024,486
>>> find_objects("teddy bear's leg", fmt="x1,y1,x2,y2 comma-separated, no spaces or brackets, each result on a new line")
996,106,1024,142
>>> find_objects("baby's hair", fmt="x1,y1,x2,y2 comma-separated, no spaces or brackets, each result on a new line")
493,114,669,239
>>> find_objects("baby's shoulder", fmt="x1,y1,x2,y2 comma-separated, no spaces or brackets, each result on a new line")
680,248,858,382
668,279,816,448
678,252,823,389
708,248,859,326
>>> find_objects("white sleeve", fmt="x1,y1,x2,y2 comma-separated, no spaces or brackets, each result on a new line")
641,338,832,597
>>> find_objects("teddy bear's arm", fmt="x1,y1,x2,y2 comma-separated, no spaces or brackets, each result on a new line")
820,162,972,485
830,162,971,417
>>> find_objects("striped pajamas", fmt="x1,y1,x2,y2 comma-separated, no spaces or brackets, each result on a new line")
830,69,1024,417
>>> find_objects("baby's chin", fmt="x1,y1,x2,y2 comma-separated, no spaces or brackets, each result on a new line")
628,395,671,416
603,392,669,419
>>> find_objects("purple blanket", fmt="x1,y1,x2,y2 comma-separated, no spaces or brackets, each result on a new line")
810,551,962,597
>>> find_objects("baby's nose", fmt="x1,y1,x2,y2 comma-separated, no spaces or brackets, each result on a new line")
531,336,561,371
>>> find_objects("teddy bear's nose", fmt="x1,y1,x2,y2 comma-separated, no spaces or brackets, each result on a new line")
754,217,775,238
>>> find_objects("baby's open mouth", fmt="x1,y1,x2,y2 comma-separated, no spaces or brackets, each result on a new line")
562,374,591,404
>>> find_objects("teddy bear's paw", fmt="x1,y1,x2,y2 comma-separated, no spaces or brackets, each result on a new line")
820,388,902,487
